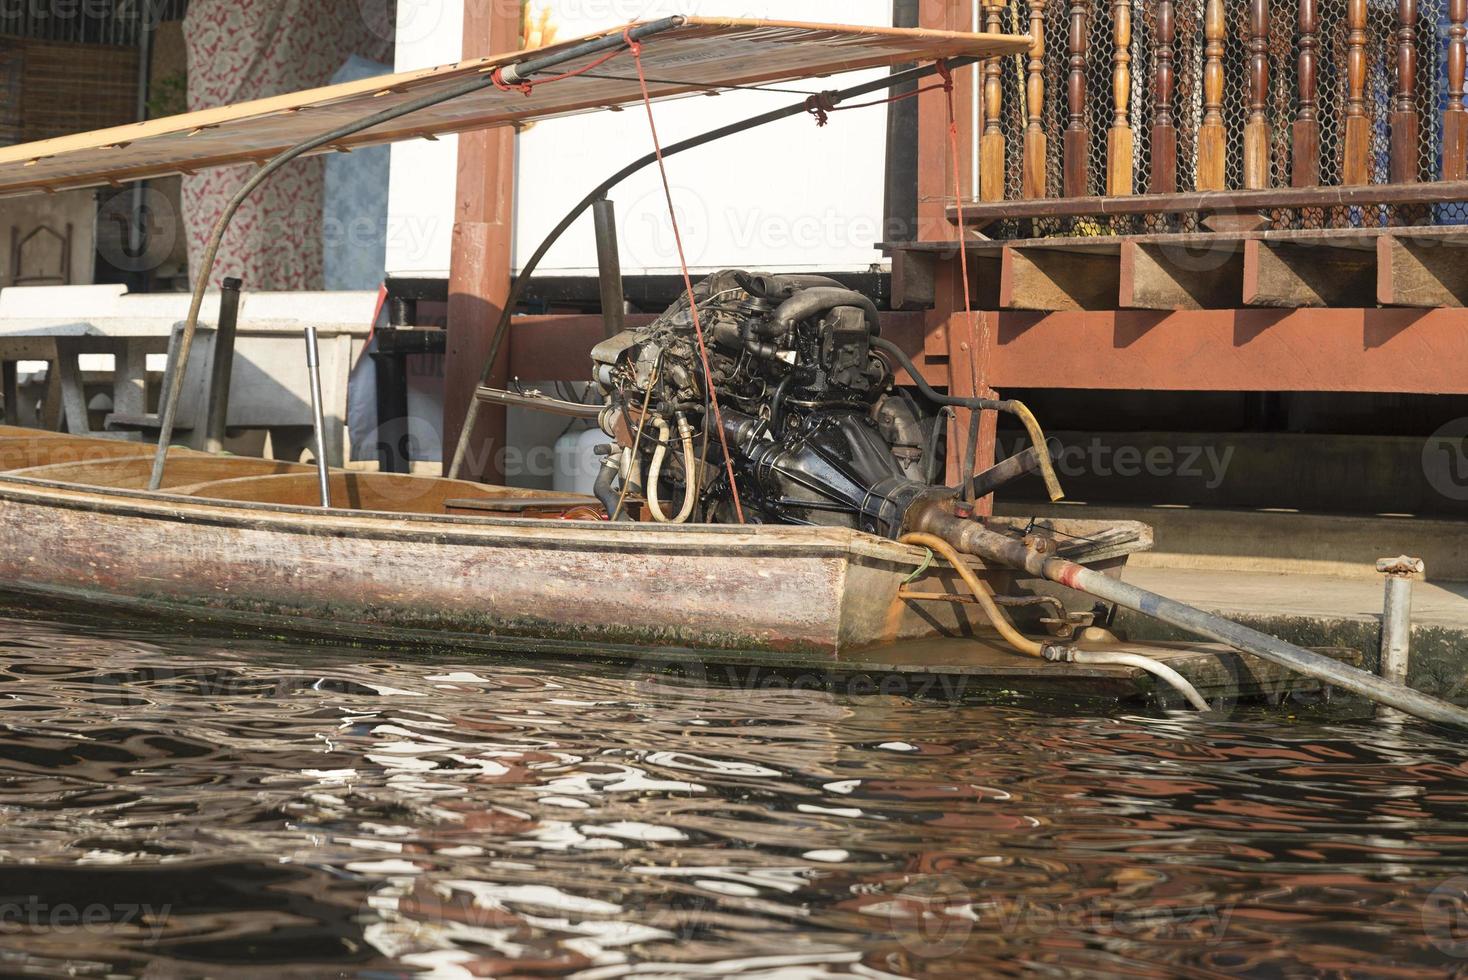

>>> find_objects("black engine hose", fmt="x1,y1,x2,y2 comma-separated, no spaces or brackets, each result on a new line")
766,289,883,339
594,458,629,521
868,337,1065,502
736,271,846,302
924,406,955,486
769,370,812,435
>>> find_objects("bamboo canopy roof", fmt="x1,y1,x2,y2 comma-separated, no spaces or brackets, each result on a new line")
0,18,1026,200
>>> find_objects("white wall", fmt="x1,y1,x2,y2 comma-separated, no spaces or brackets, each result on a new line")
386,0,894,278
385,0,465,277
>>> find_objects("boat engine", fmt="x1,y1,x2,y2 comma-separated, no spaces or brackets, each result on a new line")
591,270,949,536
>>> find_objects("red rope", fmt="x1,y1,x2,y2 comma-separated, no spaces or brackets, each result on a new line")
806,82,948,126
491,46,624,97
939,61,977,335
625,31,747,524
940,60,990,486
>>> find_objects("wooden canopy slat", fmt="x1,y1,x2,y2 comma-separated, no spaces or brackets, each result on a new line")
0,18,1027,200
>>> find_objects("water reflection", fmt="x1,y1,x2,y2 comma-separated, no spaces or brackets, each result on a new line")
0,607,1464,976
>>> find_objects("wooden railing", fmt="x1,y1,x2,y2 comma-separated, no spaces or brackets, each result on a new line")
960,0,1468,230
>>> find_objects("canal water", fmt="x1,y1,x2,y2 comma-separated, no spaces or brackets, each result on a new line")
0,605,1466,978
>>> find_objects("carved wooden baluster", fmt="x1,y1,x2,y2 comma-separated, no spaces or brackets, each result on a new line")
1023,0,1048,197
1447,0,1468,180
981,0,1006,202
1064,0,1091,197
1150,0,1178,193
1292,0,1320,186
1197,0,1227,190
1108,0,1134,195
1389,0,1420,183
1343,0,1371,185
1243,0,1271,189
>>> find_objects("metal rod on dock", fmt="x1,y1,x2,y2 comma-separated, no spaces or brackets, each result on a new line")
1378,556,1424,719
915,506,1468,728
475,385,603,420
202,277,242,455
304,325,332,509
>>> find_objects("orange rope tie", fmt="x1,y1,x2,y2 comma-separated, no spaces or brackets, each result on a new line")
940,60,990,486
491,45,624,97
625,31,747,525
805,83,948,127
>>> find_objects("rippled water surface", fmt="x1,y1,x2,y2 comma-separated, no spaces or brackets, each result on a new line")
1,605,1467,978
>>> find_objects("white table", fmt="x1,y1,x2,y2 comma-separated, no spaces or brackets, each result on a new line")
0,285,377,464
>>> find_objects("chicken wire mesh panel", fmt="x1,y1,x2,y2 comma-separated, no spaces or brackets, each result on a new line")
975,0,1463,239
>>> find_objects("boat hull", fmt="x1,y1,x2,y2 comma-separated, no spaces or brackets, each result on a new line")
0,477,963,659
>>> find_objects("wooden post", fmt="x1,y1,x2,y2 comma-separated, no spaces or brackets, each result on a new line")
1390,0,1420,184
917,1,977,241
1243,0,1271,190
1344,0,1372,185
1292,0,1321,187
1064,0,1091,197
1023,0,1048,198
1150,0,1178,194
444,3,520,481
1197,0,1228,191
1108,0,1135,196
980,0,1007,202
1447,0,1468,180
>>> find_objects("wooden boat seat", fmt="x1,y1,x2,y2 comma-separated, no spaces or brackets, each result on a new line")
5,455,310,490
173,471,591,516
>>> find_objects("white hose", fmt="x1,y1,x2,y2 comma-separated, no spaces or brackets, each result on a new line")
673,413,697,523
646,418,674,523
647,417,696,524
1066,650,1212,712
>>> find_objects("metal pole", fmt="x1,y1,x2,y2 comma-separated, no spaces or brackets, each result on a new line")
474,385,604,420
592,198,626,339
885,0,923,243
915,506,1468,728
202,277,242,454
304,325,332,509
1378,556,1424,719
130,8,153,271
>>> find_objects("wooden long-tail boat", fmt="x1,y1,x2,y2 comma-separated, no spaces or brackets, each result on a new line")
0,427,1146,663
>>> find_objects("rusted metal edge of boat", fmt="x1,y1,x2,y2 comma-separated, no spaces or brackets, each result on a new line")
0,428,1369,709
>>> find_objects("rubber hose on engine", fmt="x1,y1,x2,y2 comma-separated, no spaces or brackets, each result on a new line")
766,289,883,339
870,336,1065,503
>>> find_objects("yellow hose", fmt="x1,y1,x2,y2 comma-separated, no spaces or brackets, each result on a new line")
899,532,1046,659
1004,400,1065,503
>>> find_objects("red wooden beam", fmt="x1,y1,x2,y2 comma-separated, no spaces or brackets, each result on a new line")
510,305,1468,398
972,308,1468,393
444,4,520,481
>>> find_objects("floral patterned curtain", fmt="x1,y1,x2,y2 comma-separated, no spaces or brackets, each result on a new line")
182,0,394,290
